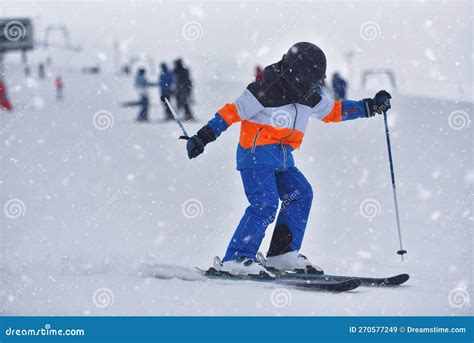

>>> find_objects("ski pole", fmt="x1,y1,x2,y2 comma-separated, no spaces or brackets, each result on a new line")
382,100,407,261
164,97,189,139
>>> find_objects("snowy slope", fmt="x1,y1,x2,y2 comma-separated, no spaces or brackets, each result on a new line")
1,58,472,316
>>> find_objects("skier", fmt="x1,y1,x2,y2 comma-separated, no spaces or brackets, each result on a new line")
173,58,194,121
38,63,46,79
55,76,64,101
158,63,175,121
255,65,264,82
134,68,154,122
183,42,391,276
331,72,348,100
0,81,13,111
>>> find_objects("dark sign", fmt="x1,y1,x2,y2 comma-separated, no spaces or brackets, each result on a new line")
0,18,34,52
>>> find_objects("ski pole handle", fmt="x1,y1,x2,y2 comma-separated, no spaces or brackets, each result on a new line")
380,97,391,112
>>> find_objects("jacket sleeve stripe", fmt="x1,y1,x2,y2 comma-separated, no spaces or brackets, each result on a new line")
341,100,368,121
217,103,241,125
207,113,230,138
322,100,342,123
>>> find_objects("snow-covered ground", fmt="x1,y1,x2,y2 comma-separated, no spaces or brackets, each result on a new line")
1,62,471,316
0,1,472,316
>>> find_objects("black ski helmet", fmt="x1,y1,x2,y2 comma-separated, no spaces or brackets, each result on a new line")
281,42,327,94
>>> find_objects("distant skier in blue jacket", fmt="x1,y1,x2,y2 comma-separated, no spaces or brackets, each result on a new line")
135,68,155,122
159,63,175,121
184,42,391,276
331,72,348,100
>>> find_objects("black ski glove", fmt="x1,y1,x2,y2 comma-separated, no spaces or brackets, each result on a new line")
363,90,392,117
184,125,216,159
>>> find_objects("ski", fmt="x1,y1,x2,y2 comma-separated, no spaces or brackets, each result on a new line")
120,100,160,108
255,253,409,286
199,267,361,292
269,270,409,287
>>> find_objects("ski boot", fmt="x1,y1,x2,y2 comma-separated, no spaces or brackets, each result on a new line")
257,251,324,275
214,256,274,277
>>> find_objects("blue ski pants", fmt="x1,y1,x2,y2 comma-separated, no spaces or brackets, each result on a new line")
223,166,313,262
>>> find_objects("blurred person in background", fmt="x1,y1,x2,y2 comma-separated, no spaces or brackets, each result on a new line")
158,63,175,121
38,63,46,79
0,81,12,111
55,76,64,101
331,72,348,100
135,68,155,122
173,58,195,121
255,65,264,82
